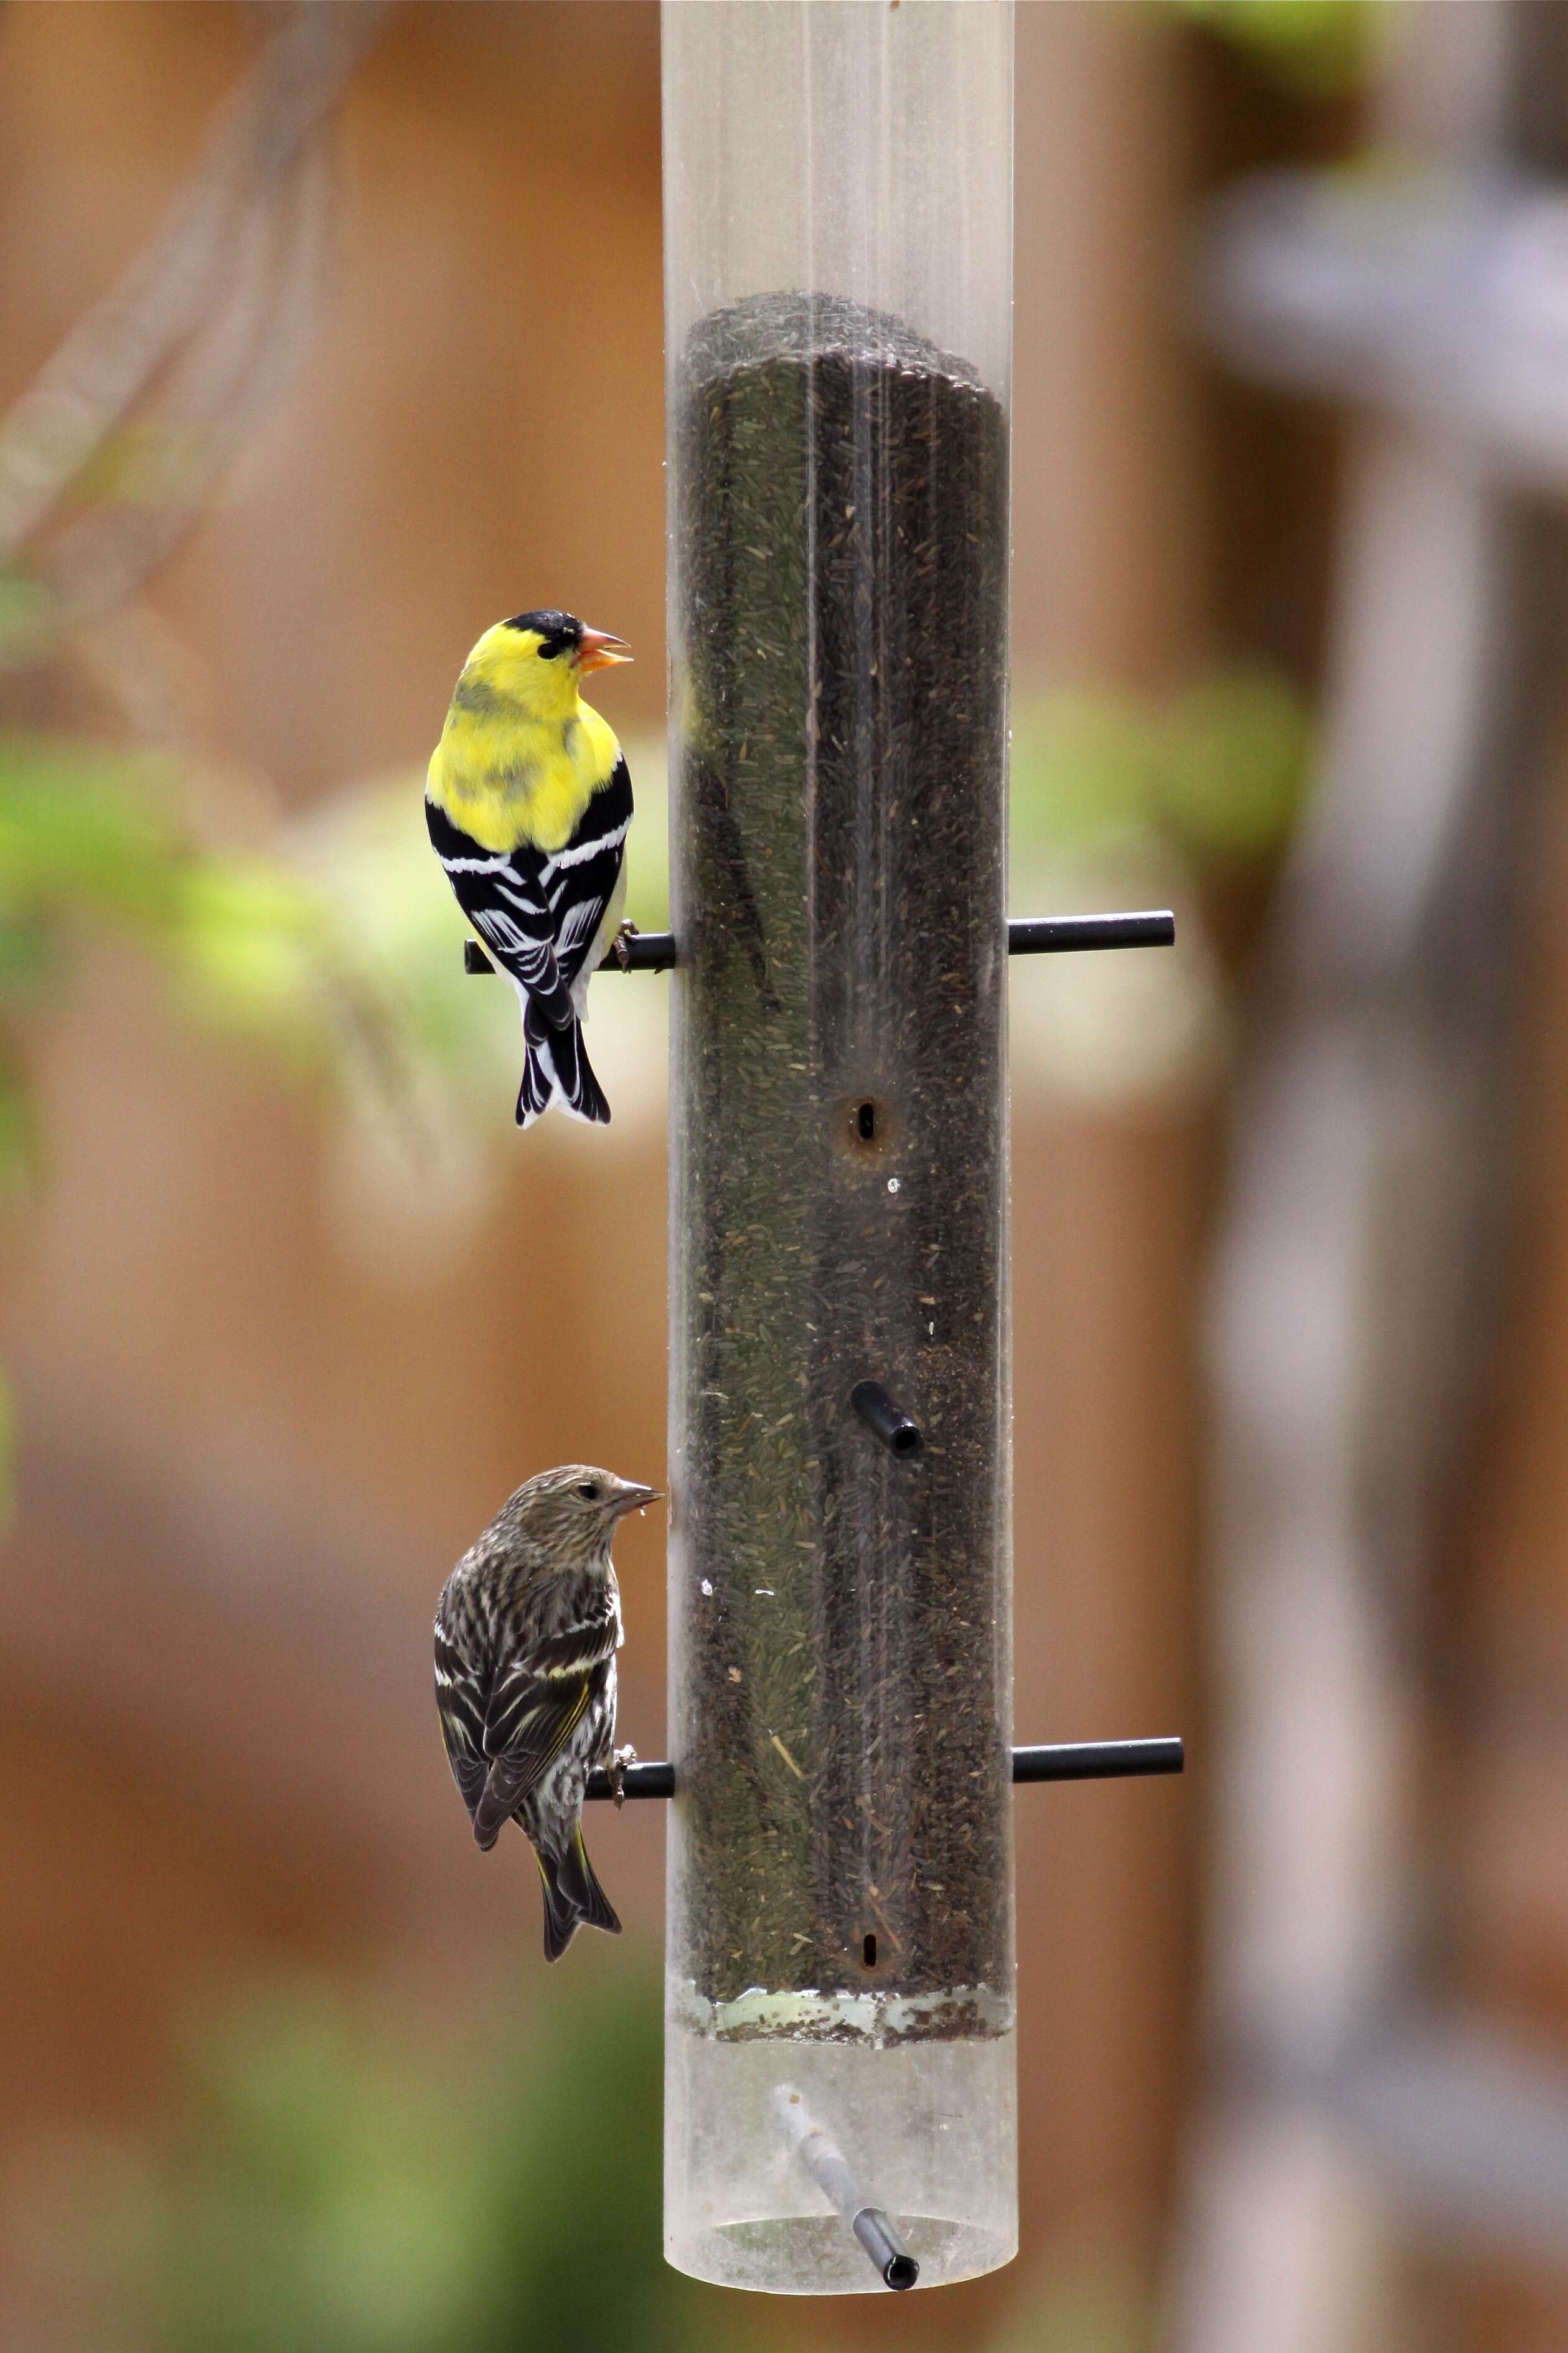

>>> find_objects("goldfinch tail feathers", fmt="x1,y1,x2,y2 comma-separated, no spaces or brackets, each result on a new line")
536,1827,622,1962
516,1013,610,1129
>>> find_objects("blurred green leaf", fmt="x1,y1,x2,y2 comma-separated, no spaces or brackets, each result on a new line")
0,733,370,1077
1155,670,1313,859
156,1989,482,2353
136,1961,743,2353
167,859,341,1066
0,736,187,927
1010,694,1163,862
1010,669,1313,875
1162,0,1387,95
467,1964,720,2353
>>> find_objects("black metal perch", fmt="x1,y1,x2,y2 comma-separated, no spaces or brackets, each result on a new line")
460,908,1176,979
1008,910,1175,955
586,1736,1184,1804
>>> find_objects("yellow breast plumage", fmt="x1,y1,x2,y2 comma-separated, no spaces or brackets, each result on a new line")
428,696,620,855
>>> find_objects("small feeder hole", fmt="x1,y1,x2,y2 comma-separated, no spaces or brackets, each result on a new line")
891,1425,921,1459
840,1094,892,1156
863,1933,878,1969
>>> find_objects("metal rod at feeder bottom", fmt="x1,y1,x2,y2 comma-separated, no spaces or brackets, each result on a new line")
662,2021,1017,2290
772,2088,919,2291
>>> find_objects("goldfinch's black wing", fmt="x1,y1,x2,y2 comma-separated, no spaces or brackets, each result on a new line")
425,796,575,1028
433,1617,491,1822
537,753,633,996
471,1587,621,1851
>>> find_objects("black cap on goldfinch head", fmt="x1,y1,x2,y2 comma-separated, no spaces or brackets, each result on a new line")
502,609,631,672
504,608,581,657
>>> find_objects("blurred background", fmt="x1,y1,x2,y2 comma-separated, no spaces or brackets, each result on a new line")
4,2,1568,2347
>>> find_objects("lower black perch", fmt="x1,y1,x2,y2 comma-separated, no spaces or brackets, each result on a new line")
587,1736,1183,1804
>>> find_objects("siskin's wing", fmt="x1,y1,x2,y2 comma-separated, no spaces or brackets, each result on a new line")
433,1618,490,1823
471,1587,621,1851
426,797,574,1028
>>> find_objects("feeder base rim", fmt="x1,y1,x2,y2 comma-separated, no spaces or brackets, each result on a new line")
670,1978,1015,2044
665,2212,1017,2295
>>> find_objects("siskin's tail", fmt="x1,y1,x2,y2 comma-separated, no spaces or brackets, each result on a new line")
518,997,610,1129
535,1823,622,1963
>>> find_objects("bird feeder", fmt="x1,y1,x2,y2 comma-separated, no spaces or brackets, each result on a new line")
453,0,1180,2293
662,0,1017,2293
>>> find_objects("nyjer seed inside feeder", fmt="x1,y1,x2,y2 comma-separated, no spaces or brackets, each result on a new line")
661,0,1016,2295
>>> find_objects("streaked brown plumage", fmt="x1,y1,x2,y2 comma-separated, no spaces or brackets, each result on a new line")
434,1463,659,1959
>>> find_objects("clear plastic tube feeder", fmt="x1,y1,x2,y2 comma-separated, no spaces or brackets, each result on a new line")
662,0,1016,2296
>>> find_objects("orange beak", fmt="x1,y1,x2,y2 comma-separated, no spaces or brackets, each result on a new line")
575,626,632,675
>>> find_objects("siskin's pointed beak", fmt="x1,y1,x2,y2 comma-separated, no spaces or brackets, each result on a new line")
610,1480,662,1519
575,626,633,675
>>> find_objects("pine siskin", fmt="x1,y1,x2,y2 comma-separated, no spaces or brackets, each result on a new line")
434,1463,659,1961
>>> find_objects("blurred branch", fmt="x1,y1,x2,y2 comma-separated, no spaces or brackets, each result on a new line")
0,2,391,610
1174,6,1568,2347
41,137,336,630
0,7,433,1261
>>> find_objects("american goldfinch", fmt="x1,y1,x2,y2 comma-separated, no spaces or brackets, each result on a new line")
426,609,633,1127
433,1464,659,1961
